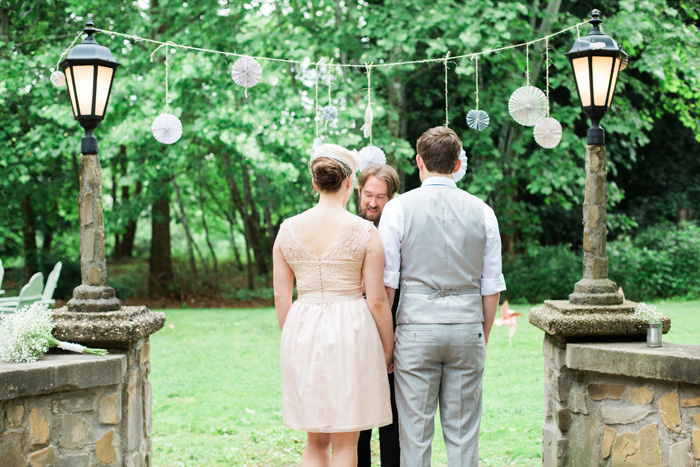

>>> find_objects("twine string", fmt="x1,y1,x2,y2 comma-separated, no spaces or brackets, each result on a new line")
150,42,176,114
525,42,530,86
325,58,334,130
89,20,588,69
55,31,84,71
444,51,450,127
315,62,320,139
545,37,550,117
366,62,373,145
474,55,479,111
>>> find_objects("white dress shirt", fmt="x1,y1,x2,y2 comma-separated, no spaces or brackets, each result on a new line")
378,176,506,296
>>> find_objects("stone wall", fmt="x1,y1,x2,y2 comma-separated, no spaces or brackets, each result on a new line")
0,339,153,466
542,336,700,466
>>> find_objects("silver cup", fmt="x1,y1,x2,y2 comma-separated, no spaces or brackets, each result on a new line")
647,323,662,348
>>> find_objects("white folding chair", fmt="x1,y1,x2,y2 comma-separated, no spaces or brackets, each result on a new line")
0,272,44,313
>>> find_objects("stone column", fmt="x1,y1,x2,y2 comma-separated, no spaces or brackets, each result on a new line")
68,152,120,312
569,144,623,306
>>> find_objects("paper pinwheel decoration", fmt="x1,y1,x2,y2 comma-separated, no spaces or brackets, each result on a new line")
453,148,468,183
50,70,66,87
152,113,183,145
508,86,547,127
493,300,523,345
312,137,323,153
322,105,338,122
533,117,563,149
231,56,263,88
358,145,386,171
466,109,489,131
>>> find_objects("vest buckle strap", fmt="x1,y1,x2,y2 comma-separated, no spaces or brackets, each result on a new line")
401,284,480,300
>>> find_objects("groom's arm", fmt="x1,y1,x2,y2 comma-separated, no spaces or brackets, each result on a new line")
378,198,403,303
481,204,507,346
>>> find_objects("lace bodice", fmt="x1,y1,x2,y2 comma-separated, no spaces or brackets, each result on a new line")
277,215,375,292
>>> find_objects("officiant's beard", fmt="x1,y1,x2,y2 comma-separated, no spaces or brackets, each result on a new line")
358,206,381,227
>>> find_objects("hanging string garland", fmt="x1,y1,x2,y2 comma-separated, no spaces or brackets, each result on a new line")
65,20,591,150
321,60,338,126
231,55,262,97
453,148,468,182
311,62,322,153
534,38,563,149
508,43,547,127
151,43,183,145
466,55,490,131
361,63,373,140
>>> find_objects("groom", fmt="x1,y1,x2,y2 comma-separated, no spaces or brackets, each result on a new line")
378,126,505,466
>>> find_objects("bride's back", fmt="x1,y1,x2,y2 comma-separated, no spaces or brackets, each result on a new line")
293,208,358,258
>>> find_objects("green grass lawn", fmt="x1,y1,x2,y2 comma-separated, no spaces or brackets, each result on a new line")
149,300,699,466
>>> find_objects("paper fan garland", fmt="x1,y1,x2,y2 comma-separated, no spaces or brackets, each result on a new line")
453,149,468,182
50,71,66,87
509,86,547,126
533,117,562,149
231,56,262,88
152,113,182,145
466,110,490,131
358,145,386,171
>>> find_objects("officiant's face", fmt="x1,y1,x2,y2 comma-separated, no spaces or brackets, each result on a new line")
359,175,392,225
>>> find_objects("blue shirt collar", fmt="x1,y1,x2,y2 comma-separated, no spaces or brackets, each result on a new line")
421,176,456,188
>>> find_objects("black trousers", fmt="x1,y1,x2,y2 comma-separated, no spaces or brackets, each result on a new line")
357,371,400,466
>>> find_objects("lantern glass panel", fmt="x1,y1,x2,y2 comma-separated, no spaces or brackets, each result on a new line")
73,65,95,116
592,56,614,107
64,67,78,117
95,66,114,117
572,57,591,107
606,57,621,107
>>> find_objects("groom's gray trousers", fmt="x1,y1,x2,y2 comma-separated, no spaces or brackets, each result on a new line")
394,322,485,467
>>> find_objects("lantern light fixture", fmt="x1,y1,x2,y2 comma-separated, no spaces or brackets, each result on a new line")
59,18,120,154
565,9,627,145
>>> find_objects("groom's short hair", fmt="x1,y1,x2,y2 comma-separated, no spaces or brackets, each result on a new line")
416,126,462,175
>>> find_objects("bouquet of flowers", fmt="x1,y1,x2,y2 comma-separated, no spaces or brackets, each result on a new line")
634,302,664,324
0,303,108,363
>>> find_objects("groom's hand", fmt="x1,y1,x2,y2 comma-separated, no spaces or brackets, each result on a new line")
386,353,394,374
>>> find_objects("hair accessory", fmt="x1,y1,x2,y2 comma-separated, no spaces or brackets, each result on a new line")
308,143,360,178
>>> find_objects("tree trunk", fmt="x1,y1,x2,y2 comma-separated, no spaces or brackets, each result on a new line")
242,165,268,275
20,195,38,282
197,165,218,287
148,193,174,297
173,179,198,278
119,181,141,258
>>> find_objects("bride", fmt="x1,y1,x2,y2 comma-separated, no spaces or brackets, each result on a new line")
273,144,394,465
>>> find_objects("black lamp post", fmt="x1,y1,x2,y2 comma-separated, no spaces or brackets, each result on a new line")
565,10,628,306
60,19,121,312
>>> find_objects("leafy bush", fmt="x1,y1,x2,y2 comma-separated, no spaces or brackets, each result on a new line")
502,244,581,304
503,222,700,303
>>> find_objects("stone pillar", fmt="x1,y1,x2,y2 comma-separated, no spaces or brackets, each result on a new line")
569,144,623,306
68,152,120,312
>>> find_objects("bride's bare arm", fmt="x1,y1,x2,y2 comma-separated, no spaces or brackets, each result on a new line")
363,229,395,372
273,239,294,330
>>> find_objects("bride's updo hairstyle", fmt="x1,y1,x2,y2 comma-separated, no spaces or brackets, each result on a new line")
309,144,360,192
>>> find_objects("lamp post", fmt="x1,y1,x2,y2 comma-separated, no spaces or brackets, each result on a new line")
60,19,121,311
565,9,627,306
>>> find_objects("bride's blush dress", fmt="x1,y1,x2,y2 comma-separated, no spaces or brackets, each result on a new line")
276,215,392,432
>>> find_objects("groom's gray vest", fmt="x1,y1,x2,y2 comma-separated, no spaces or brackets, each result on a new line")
396,185,487,324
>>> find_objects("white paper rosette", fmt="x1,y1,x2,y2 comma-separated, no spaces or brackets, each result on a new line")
50,70,66,87
453,148,468,182
312,137,323,153
508,86,547,127
533,117,563,149
231,56,263,88
322,105,338,122
152,113,183,144
466,109,489,131
358,145,386,171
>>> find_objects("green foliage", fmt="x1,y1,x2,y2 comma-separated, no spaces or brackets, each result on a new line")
609,222,700,300
502,245,581,303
